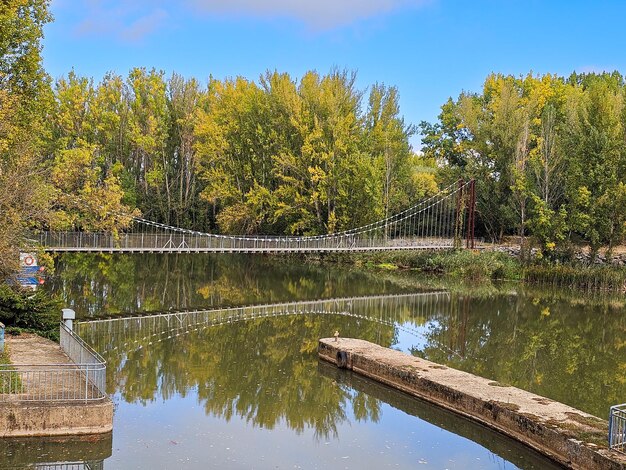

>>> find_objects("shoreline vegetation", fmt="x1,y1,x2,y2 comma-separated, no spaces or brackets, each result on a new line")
302,249,626,292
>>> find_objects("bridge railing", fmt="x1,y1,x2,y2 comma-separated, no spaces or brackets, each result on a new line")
0,324,106,402
11,462,104,470
37,231,458,252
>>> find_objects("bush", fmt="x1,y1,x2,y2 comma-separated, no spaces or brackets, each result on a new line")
0,284,61,340
428,250,522,281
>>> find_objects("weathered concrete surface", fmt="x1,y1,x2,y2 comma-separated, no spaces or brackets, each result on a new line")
0,400,113,437
1,333,113,437
319,337,626,470
7,333,70,364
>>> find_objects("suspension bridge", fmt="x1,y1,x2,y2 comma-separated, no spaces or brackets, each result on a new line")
37,180,477,254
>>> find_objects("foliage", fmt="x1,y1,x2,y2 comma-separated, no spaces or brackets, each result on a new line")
0,0,52,279
38,68,424,236
420,71,626,254
0,284,60,339
338,249,523,281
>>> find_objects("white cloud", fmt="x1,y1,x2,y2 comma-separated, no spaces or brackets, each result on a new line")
70,1,169,42
186,0,430,29
121,8,169,42
62,0,428,42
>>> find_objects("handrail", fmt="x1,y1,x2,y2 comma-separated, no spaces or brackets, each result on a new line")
609,403,626,453
0,324,107,402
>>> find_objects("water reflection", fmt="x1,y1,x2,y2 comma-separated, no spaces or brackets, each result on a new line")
90,312,395,436
79,301,560,469
76,288,626,419
41,253,626,468
318,362,562,470
47,253,413,317
0,433,111,470
415,290,626,418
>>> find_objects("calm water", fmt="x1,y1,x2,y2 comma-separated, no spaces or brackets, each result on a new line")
5,252,626,469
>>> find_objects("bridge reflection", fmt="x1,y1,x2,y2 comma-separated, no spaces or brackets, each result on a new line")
76,292,452,356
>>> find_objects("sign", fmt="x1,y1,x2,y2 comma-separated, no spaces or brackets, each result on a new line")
17,253,45,289
20,253,38,268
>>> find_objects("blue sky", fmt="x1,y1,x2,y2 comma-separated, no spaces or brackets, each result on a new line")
43,0,626,148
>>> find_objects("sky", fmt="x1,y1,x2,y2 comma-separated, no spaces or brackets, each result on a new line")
43,0,626,148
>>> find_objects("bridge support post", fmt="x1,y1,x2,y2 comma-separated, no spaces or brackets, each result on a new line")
465,179,476,249
454,179,464,249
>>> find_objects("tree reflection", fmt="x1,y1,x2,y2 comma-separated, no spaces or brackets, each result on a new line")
104,314,393,439
48,253,410,317
52,252,626,422
416,290,626,417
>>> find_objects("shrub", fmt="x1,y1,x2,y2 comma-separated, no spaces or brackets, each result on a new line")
0,284,61,340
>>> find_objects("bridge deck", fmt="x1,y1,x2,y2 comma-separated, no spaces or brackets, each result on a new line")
43,245,462,254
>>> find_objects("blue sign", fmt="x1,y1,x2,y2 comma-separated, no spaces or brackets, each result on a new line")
16,276,39,285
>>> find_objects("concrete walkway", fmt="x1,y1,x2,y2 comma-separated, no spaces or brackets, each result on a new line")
4,334,86,401
0,333,113,437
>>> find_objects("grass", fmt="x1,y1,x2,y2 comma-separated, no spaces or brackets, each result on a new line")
524,264,626,292
312,249,626,292
0,344,22,393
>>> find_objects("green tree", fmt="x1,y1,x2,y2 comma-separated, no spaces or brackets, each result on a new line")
562,75,626,256
0,0,52,280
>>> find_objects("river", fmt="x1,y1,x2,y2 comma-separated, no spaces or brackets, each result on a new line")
4,252,625,469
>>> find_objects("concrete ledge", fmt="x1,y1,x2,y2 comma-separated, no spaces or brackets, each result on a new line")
319,337,626,470
0,399,113,437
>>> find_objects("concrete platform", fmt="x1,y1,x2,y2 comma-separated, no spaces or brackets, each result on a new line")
0,333,113,437
319,337,626,470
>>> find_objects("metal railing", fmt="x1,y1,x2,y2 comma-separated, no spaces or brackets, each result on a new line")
37,231,461,253
609,403,626,453
0,324,106,402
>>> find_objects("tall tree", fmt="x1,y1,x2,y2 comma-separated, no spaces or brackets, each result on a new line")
0,0,52,279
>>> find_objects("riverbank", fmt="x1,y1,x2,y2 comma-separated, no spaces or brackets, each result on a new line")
319,337,626,470
303,249,626,290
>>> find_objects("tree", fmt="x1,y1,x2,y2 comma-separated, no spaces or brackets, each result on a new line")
0,0,52,280
562,76,626,256
365,84,415,227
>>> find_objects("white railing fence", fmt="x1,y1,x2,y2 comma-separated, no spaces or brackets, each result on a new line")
609,403,626,453
0,324,106,402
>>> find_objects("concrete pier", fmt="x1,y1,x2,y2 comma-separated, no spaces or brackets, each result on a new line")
0,334,113,437
319,337,626,470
